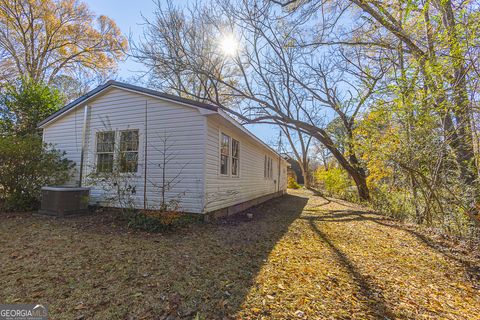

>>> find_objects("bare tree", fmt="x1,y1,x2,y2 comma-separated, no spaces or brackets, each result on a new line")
147,132,187,211
131,0,238,104
273,0,478,185
133,0,383,200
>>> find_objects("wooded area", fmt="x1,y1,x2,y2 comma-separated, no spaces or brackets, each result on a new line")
131,0,480,237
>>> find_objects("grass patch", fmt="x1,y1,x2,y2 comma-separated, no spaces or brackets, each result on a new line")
1,190,479,319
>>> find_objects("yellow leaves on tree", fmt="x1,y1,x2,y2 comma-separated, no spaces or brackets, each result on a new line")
354,108,399,190
0,0,128,83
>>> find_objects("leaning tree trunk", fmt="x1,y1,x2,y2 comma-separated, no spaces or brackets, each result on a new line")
310,131,370,201
348,167,370,201
301,164,310,188
285,119,371,201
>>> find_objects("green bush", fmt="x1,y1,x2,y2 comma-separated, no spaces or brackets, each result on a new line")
0,79,63,135
315,166,356,200
287,176,301,189
0,135,74,211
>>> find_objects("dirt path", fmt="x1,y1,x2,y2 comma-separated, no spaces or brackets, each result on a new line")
238,189,480,319
1,189,479,319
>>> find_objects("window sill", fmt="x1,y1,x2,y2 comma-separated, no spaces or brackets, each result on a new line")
219,174,240,179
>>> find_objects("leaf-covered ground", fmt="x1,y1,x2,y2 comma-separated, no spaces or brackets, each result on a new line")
1,189,479,319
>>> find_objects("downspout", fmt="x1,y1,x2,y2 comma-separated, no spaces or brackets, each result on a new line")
277,153,281,193
78,105,89,187
143,100,148,209
277,131,282,193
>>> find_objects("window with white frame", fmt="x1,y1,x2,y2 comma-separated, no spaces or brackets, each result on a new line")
231,138,239,176
269,157,273,178
264,155,273,179
96,129,139,173
119,130,139,172
264,155,267,178
220,133,230,175
96,131,115,173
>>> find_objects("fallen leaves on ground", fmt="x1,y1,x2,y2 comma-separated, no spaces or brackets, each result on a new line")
0,189,479,319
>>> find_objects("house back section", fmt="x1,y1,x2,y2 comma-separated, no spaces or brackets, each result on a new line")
42,86,206,213
41,83,287,214
204,114,287,213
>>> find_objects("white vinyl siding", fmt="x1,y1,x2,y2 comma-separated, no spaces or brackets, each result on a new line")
42,85,287,214
204,115,287,212
42,107,85,186
43,87,205,213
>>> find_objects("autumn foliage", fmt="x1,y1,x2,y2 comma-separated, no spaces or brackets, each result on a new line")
0,0,127,83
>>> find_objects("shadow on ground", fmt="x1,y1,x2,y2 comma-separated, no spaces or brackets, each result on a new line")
2,190,480,319
302,208,480,285
306,219,395,319
0,193,308,319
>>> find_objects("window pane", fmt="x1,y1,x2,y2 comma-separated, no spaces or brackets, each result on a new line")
120,151,138,173
266,157,269,178
220,154,228,175
231,139,239,176
97,131,115,152
120,130,139,152
97,153,113,173
264,155,267,177
269,158,273,177
232,158,239,176
232,139,239,158
221,133,230,155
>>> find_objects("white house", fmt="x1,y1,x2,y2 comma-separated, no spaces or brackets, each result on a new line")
39,80,287,215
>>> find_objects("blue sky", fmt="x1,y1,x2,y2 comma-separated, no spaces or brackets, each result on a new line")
83,0,279,144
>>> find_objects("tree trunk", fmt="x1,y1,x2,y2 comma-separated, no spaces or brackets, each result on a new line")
348,168,370,201
439,0,477,184
301,164,310,188
284,118,370,201
310,131,370,201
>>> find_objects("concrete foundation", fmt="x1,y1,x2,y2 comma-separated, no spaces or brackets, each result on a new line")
204,190,286,220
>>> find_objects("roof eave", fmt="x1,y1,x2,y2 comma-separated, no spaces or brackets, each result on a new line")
38,80,219,128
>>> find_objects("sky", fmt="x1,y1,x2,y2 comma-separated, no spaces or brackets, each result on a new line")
83,0,279,145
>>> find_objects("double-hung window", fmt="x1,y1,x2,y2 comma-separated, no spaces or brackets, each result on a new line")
231,138,239,176
119,130,139,173
96,131,115,173
220,133,240,177
96,129,139,173
264,155,273,179
220,133,230,175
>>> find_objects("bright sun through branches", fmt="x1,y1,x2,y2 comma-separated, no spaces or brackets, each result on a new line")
220,34,239,56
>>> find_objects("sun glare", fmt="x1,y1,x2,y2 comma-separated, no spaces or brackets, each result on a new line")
220,34,238,56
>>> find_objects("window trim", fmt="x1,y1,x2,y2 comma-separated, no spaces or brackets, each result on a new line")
219,131,241,178
119,129,139,173
95,131,115,173
231,138,240,177
264,155,267,178
269,157,273,178
264,155,273,179
95,129,140,174
220,132,230,176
